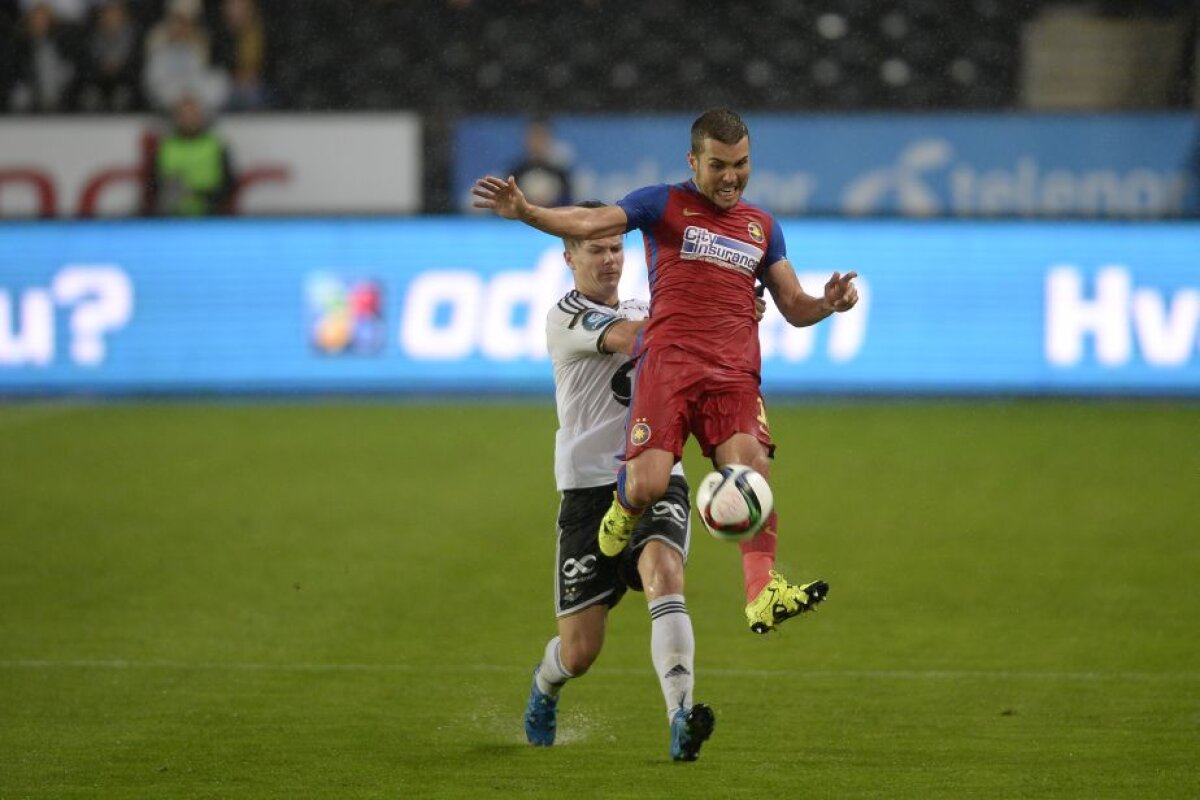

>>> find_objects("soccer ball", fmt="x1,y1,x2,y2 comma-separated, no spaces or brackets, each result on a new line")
695,464,773,542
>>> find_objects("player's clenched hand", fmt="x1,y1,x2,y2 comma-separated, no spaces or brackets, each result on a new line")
821,271,859,313
471,175,529,221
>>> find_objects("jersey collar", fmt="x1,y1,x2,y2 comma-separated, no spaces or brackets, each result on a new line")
684,179,736,213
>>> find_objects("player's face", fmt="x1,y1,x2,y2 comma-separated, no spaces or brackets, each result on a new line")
566,235,625,305
689,136,751,210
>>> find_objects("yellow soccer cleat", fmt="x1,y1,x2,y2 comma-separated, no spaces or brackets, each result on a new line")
597,497,639,557
745,571,829,634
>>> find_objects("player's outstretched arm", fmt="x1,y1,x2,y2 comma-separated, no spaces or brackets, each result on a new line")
472,175,627,239
762,259,859,327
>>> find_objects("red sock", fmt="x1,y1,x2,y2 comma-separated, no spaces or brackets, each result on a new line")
739,512,778,603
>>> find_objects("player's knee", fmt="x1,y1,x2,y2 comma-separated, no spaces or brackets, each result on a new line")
715,432,772,477
749,453,771,479
625,470,669,508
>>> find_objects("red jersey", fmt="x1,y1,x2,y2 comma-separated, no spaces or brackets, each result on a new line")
617,180,787,377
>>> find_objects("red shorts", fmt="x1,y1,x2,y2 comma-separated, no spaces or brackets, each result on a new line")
624,346,775,461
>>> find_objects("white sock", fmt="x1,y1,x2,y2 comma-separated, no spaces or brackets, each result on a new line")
648,594,695,721
534,636,574,696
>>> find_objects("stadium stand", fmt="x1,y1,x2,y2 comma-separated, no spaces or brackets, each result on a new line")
3,0,1197,211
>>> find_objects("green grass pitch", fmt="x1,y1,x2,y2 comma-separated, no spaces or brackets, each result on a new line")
1,400,1197,799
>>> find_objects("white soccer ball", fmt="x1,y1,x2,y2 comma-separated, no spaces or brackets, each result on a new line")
695,464,774,542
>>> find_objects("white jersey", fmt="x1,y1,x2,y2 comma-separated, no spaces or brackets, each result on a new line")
547,290,683,491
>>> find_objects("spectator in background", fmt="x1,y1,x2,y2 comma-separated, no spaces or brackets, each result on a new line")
142,0,227,111
0,6,13,102
8,2,82,112
79,0,140,111
148,94,235,216
19,0,94,26
509,117,575,208
212,0,267,110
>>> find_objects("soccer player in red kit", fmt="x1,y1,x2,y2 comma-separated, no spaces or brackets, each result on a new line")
473,108,859,633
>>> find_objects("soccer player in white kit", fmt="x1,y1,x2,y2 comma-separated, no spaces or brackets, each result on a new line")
524,201,714,761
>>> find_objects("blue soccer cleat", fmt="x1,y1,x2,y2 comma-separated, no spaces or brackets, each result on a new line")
524,667,558,746
670,703,715,761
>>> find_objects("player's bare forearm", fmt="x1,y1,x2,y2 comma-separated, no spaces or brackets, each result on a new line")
764,259,859,327
777,292,835,327
599,319,646,356
521,203,627,240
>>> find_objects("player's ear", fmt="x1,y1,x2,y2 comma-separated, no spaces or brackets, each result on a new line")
563,250,575,271
687,150,696,172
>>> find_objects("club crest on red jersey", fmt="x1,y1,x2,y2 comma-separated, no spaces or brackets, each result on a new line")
630,419,652,446
747,221,765,243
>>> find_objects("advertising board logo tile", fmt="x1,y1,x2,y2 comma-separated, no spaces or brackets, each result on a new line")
306,273,385,355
